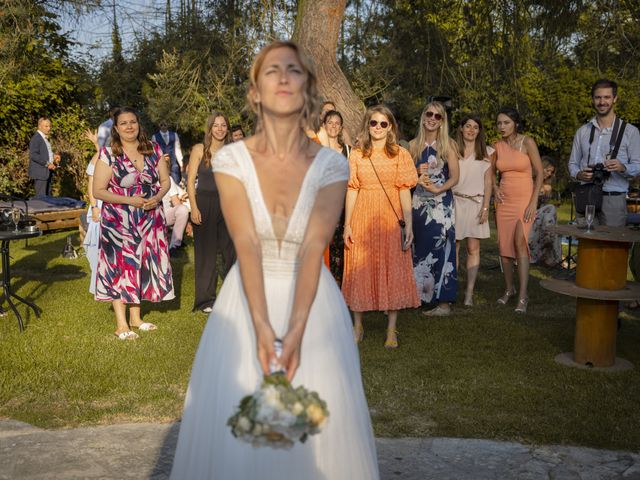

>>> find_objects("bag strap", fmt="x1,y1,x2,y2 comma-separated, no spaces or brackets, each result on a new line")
611,120,627,160
366,155,405,228
586,124,596,166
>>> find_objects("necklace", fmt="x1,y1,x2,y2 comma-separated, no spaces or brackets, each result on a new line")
506,134,520,149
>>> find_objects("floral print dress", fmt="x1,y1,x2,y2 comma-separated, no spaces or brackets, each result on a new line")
95,146,174,303
412,144,457,305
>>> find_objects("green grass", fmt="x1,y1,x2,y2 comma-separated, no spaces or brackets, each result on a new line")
1,218,640,452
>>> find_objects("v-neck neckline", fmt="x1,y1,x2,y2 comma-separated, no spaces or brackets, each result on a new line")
239,141,323,253
125,152,146,174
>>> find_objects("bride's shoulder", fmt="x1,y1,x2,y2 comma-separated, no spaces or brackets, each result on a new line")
317,146,349,187
212,141,248,180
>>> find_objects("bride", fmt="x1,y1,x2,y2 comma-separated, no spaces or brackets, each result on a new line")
170,41,379,479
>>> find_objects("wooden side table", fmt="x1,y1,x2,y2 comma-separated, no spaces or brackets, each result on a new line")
541,224,640,370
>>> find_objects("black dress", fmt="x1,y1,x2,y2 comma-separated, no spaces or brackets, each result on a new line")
192,158,235,311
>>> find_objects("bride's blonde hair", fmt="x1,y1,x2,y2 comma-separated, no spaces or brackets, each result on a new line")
246,40,322,132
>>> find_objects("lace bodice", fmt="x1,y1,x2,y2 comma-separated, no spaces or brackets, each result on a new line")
212,141,349,271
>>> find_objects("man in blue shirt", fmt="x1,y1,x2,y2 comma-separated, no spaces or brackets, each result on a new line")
568,78,640,226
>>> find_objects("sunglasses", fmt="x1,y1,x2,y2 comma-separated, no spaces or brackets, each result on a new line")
369,120,389,128
425,111,443,121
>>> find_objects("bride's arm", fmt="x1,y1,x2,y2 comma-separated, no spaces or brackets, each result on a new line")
280,180,347,381
215,172,276,376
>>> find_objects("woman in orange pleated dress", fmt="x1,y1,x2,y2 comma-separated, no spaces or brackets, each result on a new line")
492,107,543,314
342,105,419,348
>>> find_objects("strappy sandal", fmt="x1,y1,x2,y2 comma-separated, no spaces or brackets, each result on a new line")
515,298,528,314
384,329,398,349
497,289,516,305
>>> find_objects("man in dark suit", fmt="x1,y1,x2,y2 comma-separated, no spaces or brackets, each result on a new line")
29,117,58,196
152,121,183,184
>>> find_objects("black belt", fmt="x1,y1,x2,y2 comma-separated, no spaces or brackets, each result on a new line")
602,191,625,196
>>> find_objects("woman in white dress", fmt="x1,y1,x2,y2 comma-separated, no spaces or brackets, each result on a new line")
170,40,379,479
452,115,493,306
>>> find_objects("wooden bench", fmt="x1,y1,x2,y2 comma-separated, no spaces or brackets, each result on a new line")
32,208,84,232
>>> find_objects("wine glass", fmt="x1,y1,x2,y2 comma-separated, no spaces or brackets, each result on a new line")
585,204,595,233
11,208,21,232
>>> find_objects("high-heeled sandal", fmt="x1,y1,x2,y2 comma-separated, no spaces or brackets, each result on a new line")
384,329,398,349
353,324,364,343
497,289,517,305
515,298,528,314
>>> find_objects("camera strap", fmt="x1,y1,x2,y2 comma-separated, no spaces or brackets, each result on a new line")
586,117,625,166
610,119,626,160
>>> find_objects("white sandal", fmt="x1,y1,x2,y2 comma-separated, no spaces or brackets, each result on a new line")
132,322,157,331
114,330,139,340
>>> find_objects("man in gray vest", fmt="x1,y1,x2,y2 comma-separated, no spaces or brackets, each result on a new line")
152,121,183,184
568,78,640,226
28,117,59,196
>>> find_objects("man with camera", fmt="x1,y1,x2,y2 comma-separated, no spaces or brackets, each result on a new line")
568,78,640,226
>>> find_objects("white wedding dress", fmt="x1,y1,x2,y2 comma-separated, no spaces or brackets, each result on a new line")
170,141,379,479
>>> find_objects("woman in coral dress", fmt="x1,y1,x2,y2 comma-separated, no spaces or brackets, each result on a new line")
342,105,419,349
492,107,543,314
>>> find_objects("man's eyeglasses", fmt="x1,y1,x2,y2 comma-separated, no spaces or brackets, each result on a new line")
425,111,443,121
369,120,389,128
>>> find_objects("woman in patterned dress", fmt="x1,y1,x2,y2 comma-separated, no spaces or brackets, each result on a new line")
528,157,561,268
342,105,419,348
93,107,175,340
410,102,460,316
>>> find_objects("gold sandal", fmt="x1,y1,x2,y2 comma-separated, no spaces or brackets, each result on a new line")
384,329,398,349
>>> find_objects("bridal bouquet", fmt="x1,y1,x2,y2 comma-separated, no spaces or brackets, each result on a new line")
227,342,329,449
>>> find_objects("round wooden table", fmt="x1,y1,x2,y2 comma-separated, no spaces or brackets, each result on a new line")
541,224,640,370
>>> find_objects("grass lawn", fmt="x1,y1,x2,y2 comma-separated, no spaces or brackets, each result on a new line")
1,208,639,451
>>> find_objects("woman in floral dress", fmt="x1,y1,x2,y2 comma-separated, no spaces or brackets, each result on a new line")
93,107,174,340
411,102,460,316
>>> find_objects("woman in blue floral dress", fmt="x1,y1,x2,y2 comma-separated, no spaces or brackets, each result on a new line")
410,102,460,316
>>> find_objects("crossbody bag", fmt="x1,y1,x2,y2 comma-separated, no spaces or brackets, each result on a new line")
367,156,410,251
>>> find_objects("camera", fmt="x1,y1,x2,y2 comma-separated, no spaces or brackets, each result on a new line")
591,163,610,185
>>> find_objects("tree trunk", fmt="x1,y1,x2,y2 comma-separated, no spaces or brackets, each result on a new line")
293,0,364,142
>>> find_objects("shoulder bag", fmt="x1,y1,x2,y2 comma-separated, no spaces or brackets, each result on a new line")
367,155,410,251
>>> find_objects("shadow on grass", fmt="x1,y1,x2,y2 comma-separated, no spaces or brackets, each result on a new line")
3,231,86,329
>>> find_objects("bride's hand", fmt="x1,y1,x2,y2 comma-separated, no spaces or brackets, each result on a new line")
255,322,277,376
280,328,303,382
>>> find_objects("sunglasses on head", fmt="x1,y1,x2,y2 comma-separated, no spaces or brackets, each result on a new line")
425,111,443,121
369,120,389,128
